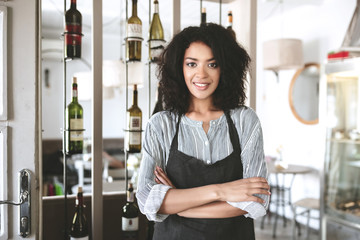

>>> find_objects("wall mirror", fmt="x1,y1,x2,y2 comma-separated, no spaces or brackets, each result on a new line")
289,63,320,125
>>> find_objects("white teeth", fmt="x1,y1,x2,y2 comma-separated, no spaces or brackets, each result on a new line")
194,83,208,87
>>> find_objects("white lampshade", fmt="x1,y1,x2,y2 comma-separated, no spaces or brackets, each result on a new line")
263,39,304,72
73,71,92,101
73,71,115,100
103,60,144,88
124,61,144,88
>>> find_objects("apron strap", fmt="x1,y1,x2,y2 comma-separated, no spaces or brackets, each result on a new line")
225,110,241,153
169,114,182,153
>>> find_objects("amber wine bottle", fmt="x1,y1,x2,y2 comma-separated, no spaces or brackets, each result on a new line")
122,183,139,239
149,0,164,62
65,0,82,59
66,77,83,155
70,187,89,240
201,8,206,26
127,0,142,62
126,84,142,153
227,11,236,39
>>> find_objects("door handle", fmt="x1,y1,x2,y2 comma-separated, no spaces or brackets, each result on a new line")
0,169,31,237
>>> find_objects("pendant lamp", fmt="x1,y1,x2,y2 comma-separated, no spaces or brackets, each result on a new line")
263,38,304,73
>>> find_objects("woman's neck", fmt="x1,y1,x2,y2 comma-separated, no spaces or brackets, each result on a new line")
186,99,224,134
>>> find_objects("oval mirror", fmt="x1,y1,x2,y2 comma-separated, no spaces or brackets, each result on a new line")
289,63,320,125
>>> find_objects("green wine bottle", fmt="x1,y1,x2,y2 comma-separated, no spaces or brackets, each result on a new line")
126,84,142,153
122,183,139,239
127,0,142,62
149,0,164,62
66,77,84,155
70,187,89,240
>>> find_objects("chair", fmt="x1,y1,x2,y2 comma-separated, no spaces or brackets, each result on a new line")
292,197,320,240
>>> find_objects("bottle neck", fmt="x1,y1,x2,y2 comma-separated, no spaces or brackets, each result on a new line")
200,8,206,26
154,1,159,14
76,192,84,207
132,0,138,17
132,88,138,107
127,190,135,203
72,83,78,103
227,14,233,28
70,0,77,9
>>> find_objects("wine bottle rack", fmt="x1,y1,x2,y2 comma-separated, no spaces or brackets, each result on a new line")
61,0,86,238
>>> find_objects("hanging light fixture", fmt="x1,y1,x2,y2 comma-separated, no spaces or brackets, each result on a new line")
263,38,304,72
262,0,304,78
74,71,115,100
102,60,143,88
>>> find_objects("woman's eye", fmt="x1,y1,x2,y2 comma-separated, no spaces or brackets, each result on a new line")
186,62,197,67
208,62,218,68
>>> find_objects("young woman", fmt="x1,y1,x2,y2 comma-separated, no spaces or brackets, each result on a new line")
136,23,270,240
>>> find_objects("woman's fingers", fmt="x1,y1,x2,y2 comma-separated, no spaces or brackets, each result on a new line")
154,166,176,188
219,177,271,202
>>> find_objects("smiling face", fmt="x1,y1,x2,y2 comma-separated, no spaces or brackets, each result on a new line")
183,41,221,106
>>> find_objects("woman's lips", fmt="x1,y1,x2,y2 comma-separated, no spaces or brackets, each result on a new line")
193,82,209,90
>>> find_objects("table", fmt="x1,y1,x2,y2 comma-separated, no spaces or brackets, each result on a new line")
262,161,314,238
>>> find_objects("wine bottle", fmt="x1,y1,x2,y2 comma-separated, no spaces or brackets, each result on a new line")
149,0,165,62
66,77,84,155
70,187,89,240
227,11,236,39
200,7,206,26
127,0,142,62
122,183,140,239
126,84,142,153
65,0,82,59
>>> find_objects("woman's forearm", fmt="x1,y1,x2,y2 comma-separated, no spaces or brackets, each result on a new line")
155,167,270,215
177,201,247,218
158,185,221,214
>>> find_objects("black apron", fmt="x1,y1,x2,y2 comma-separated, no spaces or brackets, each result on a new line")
153,112,255,240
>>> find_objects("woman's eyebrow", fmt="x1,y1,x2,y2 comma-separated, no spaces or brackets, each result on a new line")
184,57,198,61
184,57,216,61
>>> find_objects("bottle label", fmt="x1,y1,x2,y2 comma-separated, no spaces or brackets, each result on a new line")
65,23,82,46
70,119,84,141
66,23,82,34
73,89,78,98
149,40,165,61
65,32,82,46
122,217,139,231
129,116,141,130
127,24,142,40
70,237,89,240
128,116,141,145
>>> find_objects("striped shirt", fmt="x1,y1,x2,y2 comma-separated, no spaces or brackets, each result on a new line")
136,106,269,222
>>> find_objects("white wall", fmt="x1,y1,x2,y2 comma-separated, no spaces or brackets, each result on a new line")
256,0,357,225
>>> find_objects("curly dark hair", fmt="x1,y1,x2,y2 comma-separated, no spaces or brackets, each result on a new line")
157,23,251,115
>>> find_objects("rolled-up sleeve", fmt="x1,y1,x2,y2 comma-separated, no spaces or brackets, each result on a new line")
136,120,172,222
227,109,269,219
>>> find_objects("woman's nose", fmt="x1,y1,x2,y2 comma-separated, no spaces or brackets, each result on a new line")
196,65,208,78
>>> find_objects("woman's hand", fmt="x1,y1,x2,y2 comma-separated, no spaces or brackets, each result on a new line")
155,165,269,203
217,177,270,203
154,166,176,188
